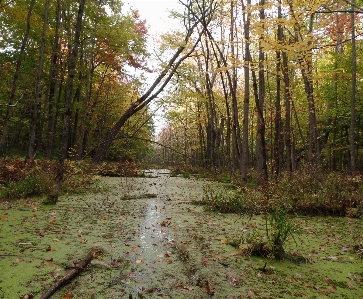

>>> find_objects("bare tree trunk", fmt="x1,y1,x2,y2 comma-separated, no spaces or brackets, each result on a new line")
77,0,102,159
301,16,321,164
46,0,62,159
241,0,251,184
229,0,243,174
274,0,284,176
48,0,86,202
255,0,268,186
0,0,35,154
26,0,51,163
283,49,292,172
350,1,357,174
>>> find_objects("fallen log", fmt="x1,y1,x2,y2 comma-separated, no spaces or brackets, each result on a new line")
40,250,95,299
122,193,157,200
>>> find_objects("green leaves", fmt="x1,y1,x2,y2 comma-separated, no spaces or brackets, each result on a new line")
265,208,298,258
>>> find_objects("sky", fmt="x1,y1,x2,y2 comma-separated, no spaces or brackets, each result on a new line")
122,1,183,134
123,0,182,36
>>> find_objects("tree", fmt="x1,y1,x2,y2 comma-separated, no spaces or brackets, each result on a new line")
48,0,86,202
254,0,268,185
92,0,211,163
0,0,36,154
350,0,357,174
26,0,51,163
241,0,251,184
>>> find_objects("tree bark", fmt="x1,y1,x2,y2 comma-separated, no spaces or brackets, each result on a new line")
349,1,357,174
49,0,86,202
255,0,268,186
0,0,36,154
40,251,94,299
241,0,251,184
273,0,284,176
26,0,51,163
46,0,62,159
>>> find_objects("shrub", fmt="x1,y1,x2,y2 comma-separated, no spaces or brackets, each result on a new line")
3,173,50,199
0,157,100,200
198,162,363,217
95,161,140,177
196,184,251,213
271,165,363,216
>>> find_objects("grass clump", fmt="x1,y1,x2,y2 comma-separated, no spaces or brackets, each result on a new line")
264,208,298,259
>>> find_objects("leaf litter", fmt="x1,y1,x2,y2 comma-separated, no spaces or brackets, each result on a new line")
0,170,362,298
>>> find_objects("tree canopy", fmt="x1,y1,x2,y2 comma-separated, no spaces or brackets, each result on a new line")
1,0,363,187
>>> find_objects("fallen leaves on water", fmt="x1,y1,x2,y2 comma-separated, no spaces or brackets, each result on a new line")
202,281,214,295
179,285,194,291
248,289,259,296
136,259,144,264
15,258,24,263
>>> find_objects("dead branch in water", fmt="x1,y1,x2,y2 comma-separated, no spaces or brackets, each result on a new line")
40,250,95,299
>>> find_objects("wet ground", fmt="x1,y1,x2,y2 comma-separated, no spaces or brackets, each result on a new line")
1,171,362,298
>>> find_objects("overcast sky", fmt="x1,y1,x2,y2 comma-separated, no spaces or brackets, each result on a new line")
123,0,182,36
122,1,183,134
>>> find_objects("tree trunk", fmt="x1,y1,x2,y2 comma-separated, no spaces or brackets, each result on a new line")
350,1,357,174
0,0,35,154
48,0,86,202
46,0,62,159
26,0,51,163
301,15,321,164
255,0,268,186
274,0,284,176
229,0,243,174
241,0,251,184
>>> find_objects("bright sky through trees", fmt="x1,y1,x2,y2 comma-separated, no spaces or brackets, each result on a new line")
123,0,181,36
123,0,182,135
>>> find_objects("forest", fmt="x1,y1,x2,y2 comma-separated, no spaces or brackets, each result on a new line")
0,0,363,298
0,0,363,185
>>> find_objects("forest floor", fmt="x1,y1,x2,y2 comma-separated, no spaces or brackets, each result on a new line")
0,170,362,298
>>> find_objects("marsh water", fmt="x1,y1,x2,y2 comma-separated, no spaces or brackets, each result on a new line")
0,171,362,298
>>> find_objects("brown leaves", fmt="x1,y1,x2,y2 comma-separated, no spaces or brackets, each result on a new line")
248,289,260,296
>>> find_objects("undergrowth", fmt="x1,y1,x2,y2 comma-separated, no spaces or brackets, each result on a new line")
0,158,146,200
196,163,363,218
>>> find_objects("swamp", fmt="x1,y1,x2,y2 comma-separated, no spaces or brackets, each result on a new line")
1,169,362,298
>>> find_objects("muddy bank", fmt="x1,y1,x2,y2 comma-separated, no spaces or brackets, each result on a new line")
1,172,362,298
